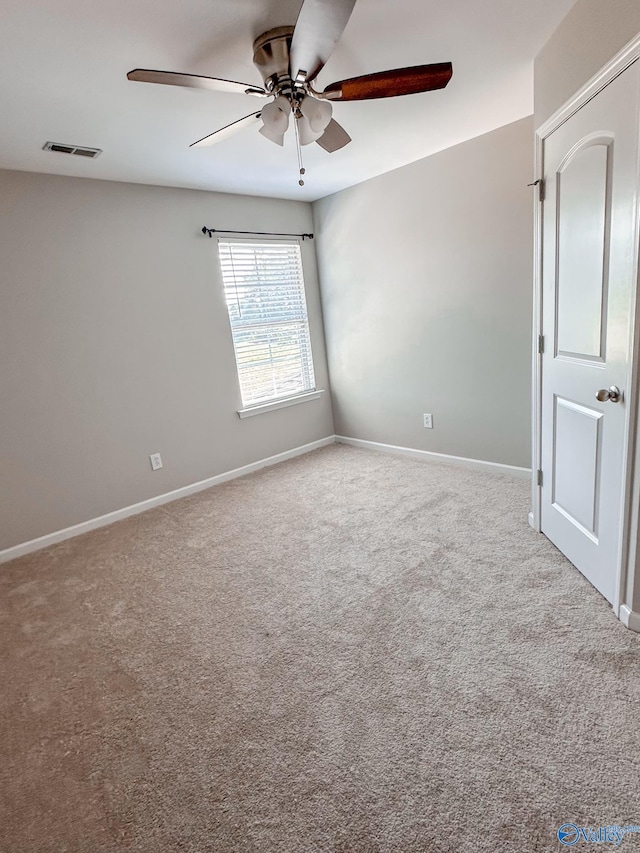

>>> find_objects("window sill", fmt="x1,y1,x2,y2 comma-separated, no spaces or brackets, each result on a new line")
237,390,324,419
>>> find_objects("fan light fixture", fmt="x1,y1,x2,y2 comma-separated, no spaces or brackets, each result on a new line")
259,93,333,183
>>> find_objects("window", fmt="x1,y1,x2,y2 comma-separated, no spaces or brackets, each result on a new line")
218,239,316,409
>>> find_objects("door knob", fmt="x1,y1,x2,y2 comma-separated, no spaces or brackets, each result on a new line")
596,385,623,403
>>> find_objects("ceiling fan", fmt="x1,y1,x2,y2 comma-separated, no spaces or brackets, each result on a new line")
127,0,453,183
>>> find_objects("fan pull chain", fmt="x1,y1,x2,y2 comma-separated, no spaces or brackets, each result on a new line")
293,110,306,186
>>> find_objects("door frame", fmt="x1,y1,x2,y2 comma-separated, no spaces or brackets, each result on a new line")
531,31,640,630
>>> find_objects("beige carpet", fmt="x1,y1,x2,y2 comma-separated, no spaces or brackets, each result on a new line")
1,444,639,852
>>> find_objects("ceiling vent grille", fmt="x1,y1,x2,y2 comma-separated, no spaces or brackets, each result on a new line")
43,141,102,158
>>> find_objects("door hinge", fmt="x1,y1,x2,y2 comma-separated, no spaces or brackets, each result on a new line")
537,469,543,487
538,334,545,354
528,178,545,202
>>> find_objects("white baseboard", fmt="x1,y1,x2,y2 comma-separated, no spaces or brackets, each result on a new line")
619,604,640,633
0,434,531,565
335,435,531,479
0,436,336,565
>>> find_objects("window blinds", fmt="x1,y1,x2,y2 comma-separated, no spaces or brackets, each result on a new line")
218,240,316,408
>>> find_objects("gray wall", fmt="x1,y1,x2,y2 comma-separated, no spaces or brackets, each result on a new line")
535,0,640,126
313,117,533,468
0,170,333,551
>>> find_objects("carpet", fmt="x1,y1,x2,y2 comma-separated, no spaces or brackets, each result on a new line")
1,444,639,852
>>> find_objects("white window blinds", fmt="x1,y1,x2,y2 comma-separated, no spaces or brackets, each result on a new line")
218,239,316,408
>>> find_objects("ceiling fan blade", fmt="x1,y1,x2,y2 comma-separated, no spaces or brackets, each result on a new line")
289,0,357,84
127,69,267,98
190,111,263,147
320,62,453,101
316,119,351,153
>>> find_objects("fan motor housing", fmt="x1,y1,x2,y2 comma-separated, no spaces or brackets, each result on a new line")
252,26,295,93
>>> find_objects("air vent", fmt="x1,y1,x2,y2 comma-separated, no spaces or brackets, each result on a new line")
43,141,102,159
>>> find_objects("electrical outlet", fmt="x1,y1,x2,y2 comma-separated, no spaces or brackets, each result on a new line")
149,453,163,471
423,413,433,429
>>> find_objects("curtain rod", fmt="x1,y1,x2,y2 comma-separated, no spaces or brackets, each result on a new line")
202,227,313,240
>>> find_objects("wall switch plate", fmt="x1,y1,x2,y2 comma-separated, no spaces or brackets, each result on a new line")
423,414,433,429
149,453,163,470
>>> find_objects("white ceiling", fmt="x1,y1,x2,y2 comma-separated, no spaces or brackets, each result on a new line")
0,0,576,202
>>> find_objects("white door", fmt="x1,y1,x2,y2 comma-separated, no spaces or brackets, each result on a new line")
540,60,640,604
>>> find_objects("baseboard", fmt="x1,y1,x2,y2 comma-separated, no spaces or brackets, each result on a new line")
0,435,336,565
335,435,531,479
0,434,531,564
619,604,640,633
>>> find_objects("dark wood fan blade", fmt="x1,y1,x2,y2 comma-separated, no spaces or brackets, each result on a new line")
321,62,453,100
127,69,267,97
190,111,263,147
289,0,357,84
316,119,351,152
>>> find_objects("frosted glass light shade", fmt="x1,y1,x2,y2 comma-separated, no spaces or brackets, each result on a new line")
300,96,333,133
259,97,290,146
296,114,324,145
